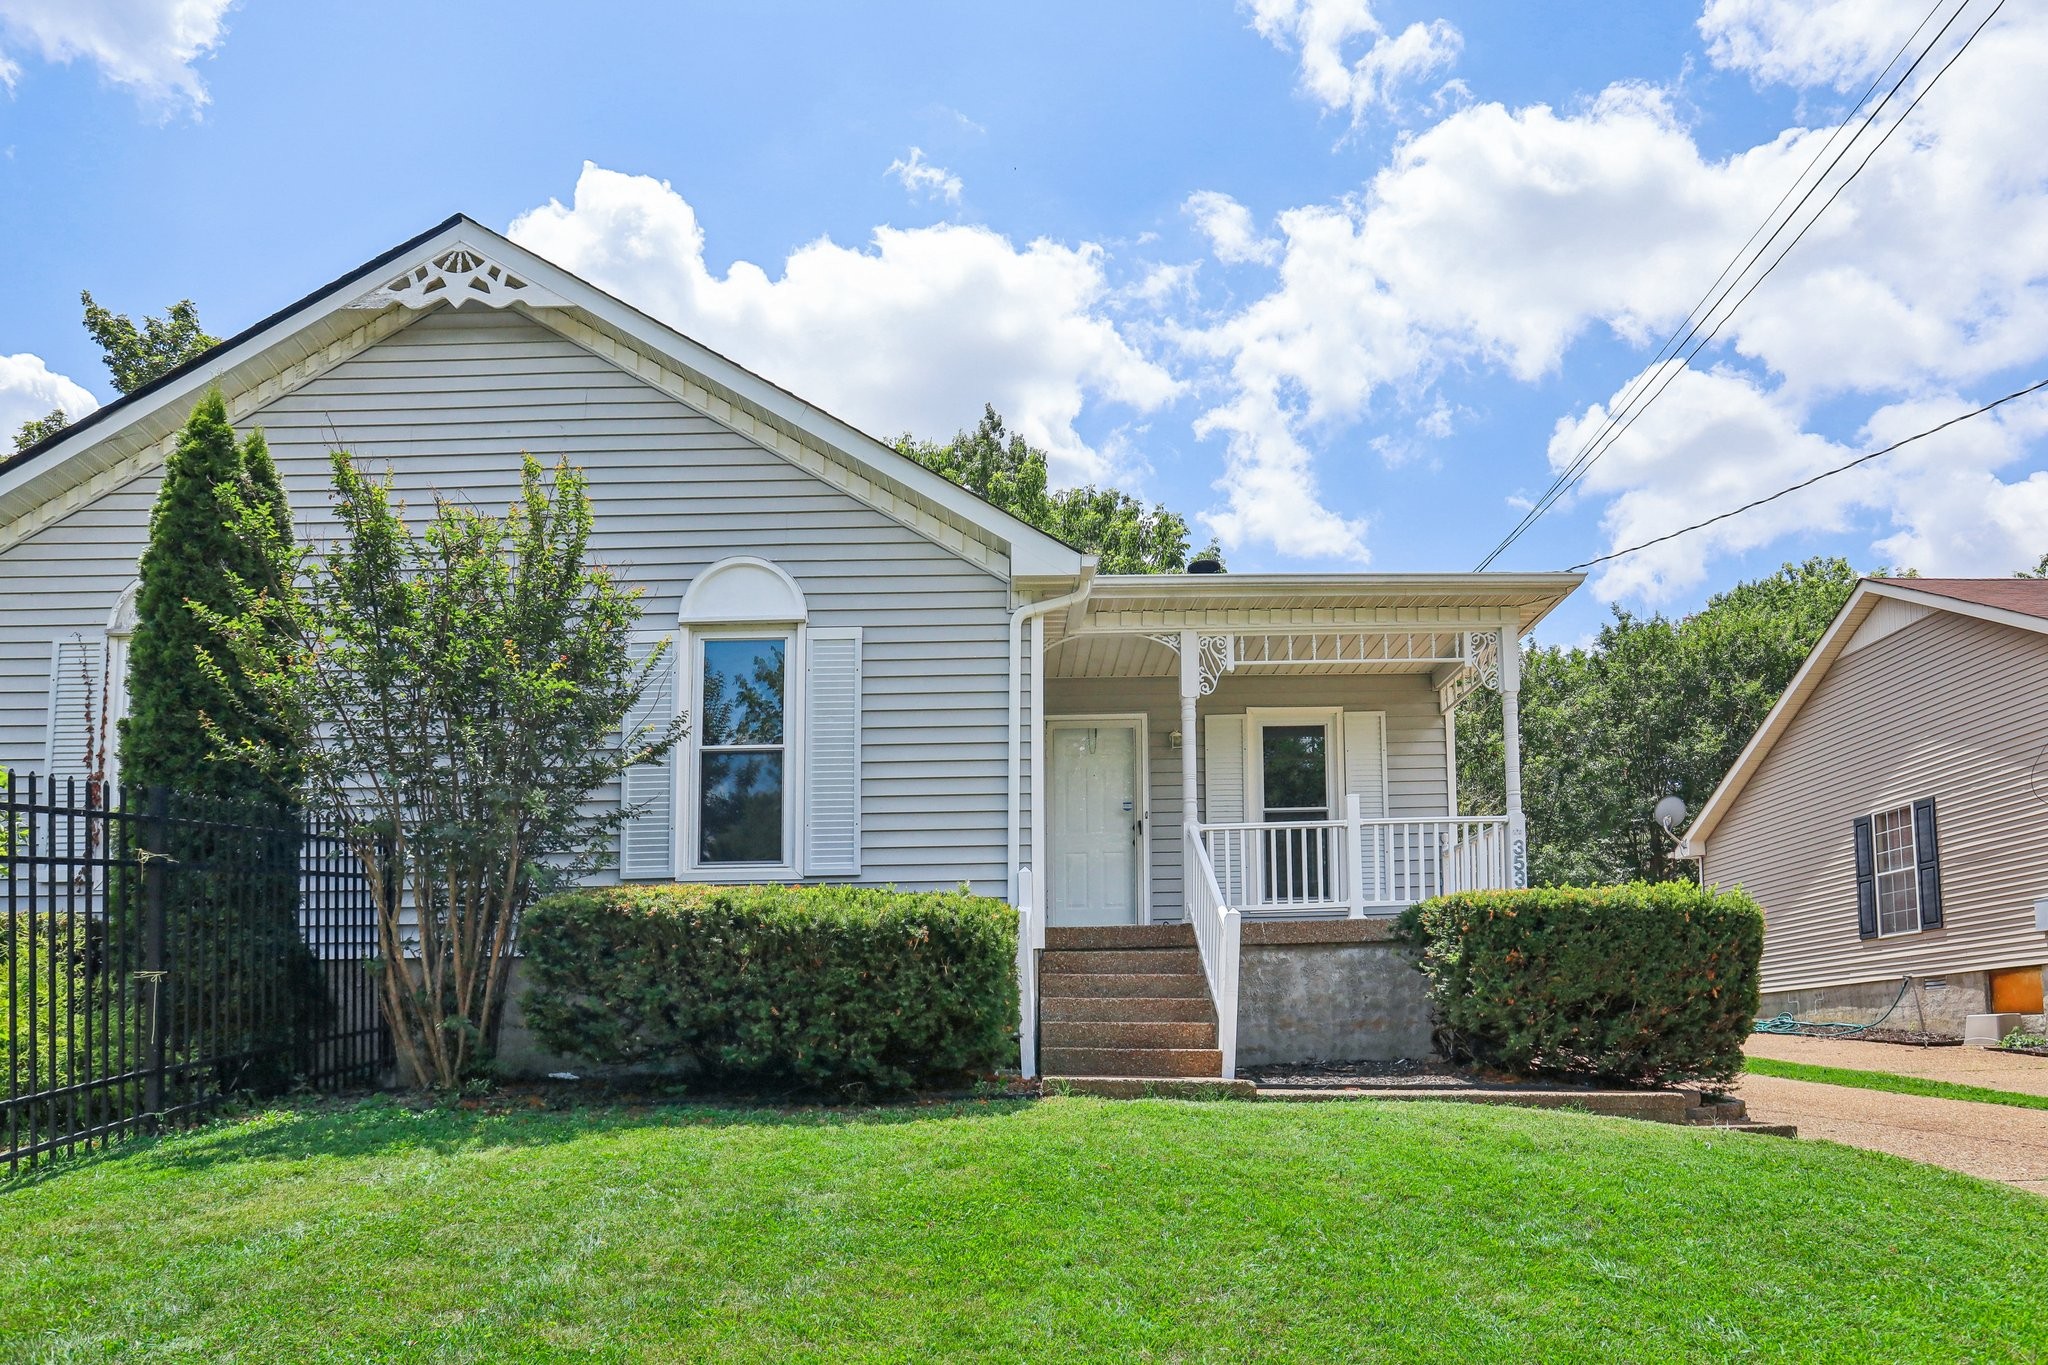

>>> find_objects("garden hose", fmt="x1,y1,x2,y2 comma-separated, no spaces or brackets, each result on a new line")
1753,976,1911,1037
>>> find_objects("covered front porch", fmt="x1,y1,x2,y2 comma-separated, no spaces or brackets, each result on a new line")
1010,571,1580,1079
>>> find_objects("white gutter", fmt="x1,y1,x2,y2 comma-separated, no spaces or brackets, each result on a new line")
1007,559,1096,904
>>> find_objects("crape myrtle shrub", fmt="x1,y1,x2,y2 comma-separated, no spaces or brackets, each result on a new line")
522,884,1018,1092
1398,882,1763,1086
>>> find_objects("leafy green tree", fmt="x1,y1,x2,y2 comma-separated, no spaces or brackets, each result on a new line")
2018,552,2048,578
116,392,315,1089
1458,557,1860,886
80,291,219,396
120,391,298,805
11,293,219,454
896,405,1215,573
196,453,684,1087
12,409,68,453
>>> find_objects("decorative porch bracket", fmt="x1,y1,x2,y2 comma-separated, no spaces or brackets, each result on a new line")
1148,632,1234,694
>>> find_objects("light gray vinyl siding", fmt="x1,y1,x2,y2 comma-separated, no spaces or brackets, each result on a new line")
0,307,1016,895
1705,609,2048,993
1044,671,1448,920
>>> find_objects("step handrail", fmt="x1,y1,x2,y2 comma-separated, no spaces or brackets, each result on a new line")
1183,824,1240,1078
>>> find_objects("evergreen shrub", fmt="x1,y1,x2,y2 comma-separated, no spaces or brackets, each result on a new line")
1398,881,1763,1085
522,884,1018,1092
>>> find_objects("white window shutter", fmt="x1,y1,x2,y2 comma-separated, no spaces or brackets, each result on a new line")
46,636,107,797
1343,710,1389,903
1203,714,1247,904
1202,714,1246,824
804,627,862,876
1341,711,1387,817
618,640,678,881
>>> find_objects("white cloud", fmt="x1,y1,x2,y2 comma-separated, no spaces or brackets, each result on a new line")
1184,190,1278,265
884,147,963,205
0,352,97,441
1699,0,1936,90
1560,365,2048,601
1247,0,1462,127
509,163,1181,484
0,0,234,113
1178,2,2048,583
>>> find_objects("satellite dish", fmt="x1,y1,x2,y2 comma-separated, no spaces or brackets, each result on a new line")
1654,796,1688,833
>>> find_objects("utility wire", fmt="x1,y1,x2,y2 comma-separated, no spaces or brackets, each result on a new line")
1474,0,1990,571
1564,375,2048,573
1540,0,2008,520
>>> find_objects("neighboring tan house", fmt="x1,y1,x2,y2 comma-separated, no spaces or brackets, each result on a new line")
0,216,1580,1080
1680,577,2048,1035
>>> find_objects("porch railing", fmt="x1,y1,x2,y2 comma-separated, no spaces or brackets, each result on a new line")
1183,826,1241,1078
1197,804,1513,917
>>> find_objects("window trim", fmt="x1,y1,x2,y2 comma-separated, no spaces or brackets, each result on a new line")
678,623,805,881
1243,706,1342,823
1868,800,1922,938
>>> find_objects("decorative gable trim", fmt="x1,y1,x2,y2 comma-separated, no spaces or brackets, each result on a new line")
348,243,568,311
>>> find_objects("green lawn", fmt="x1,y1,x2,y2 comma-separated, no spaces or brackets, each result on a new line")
3,1097,2044,1362
1746,1055,2048,1110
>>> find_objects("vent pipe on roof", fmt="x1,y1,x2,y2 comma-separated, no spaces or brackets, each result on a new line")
1187,557,1224,575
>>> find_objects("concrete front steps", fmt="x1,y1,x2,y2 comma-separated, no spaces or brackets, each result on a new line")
1039,924,1225,1081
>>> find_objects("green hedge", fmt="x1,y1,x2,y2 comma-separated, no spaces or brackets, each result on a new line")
1398,882,1763,1086
4,914,140,1100
521,884,1018,1092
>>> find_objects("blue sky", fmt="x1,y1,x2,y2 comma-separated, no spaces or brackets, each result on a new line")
3,1,2043,642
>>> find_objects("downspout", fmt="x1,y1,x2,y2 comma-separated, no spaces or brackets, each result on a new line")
1007,558,1097,905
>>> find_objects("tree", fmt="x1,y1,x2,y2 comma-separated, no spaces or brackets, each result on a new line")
896,405,1215,573
198,453,684,1087
11,292,219,454
80,292,219,396
12,409,68,453
1458,557,1860,886
2018,552,2048,578
120,391,298,805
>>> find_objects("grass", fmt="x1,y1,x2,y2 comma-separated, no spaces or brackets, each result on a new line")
2,1096,2044,1362
1746,1055,2048,1111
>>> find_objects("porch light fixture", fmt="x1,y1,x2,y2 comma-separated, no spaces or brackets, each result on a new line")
1168,729,1183,750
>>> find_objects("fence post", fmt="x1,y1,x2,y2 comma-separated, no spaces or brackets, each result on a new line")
140,786,169,1132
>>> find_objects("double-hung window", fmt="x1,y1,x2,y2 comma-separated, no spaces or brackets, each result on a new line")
1870,803,1920,936
694,633,793,868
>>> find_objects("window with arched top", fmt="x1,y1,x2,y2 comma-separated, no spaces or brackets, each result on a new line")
619,557,863,882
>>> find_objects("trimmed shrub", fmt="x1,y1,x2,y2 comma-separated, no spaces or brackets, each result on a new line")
521,884,1018,1092
4,914,141,1101
1398,881,1763,1086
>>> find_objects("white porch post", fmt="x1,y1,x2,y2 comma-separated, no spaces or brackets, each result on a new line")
1178,628,1200,834
1498,624,1529,888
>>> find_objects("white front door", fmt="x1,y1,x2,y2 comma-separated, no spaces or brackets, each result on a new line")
1047,720,1144,926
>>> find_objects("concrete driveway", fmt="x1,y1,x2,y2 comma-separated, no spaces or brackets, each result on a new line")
1737,1035,2048,1194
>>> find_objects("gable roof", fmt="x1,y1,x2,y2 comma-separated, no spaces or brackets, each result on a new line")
0,215,1087,579
1679,576,2048,855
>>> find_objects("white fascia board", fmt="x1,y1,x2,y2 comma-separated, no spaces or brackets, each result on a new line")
1678,582,1885,856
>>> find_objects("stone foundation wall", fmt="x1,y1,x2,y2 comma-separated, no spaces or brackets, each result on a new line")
1759,973,1996,1038
1233,920,1435,1065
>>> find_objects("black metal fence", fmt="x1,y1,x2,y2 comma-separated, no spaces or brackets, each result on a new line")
2,773,390,1173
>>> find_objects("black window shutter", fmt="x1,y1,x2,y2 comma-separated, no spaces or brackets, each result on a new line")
1853,815,1877,939
1913,797,1943,929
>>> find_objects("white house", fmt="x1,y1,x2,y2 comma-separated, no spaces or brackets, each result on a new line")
0,217,1579,1080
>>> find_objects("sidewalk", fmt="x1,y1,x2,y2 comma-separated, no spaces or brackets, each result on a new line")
1737,1035,2048,1193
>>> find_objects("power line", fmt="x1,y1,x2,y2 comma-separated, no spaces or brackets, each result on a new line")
1538,0,2009,521
1474,0,1994,571
1564,375,2048,573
